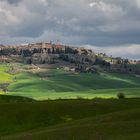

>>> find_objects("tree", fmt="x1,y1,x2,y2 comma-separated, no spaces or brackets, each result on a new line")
3,87,7,94
27,58,32,64
117,93,125,99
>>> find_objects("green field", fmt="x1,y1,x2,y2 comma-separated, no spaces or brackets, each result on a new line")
0,64,13,94
0,97,140,140
0,63,140,99
0,63,140,139
0,64,12,84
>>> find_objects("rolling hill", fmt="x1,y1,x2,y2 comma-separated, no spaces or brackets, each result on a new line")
7,66,140,100
0,63,139,100
0,98,140,140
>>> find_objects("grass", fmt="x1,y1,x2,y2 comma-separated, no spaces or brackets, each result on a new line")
0,95,34,103
0,98,140,140
6,68,140,100
0,63,140,139
0,63,13,95
10,109,140,140
0,62,140,100
7,87,140,100
0,64,13,84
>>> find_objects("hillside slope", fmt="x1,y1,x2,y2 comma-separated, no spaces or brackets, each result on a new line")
3,109,140,140
8,68,140,100
0,98,140,140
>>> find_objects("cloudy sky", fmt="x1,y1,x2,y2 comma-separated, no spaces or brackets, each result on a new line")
0,0,140,59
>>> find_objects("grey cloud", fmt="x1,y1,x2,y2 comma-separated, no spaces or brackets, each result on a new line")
1,0,22,5
0,0,140,50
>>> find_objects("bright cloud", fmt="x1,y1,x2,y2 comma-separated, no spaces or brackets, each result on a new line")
85,44,140,59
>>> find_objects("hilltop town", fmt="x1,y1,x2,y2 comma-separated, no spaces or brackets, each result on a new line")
0,42,140,74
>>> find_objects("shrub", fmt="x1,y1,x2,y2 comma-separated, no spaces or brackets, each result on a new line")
117,93,125,99
2,87,8,93
76,96,84,100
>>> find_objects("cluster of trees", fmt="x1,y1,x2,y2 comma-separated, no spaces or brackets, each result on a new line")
59,54,95,65
94,58,110,67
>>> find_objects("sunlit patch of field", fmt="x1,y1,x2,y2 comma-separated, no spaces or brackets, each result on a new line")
7,88,140,100
103,73,139,85
6,66,140,100
0,90,4,94
0,64,13,83
0,63,140,100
